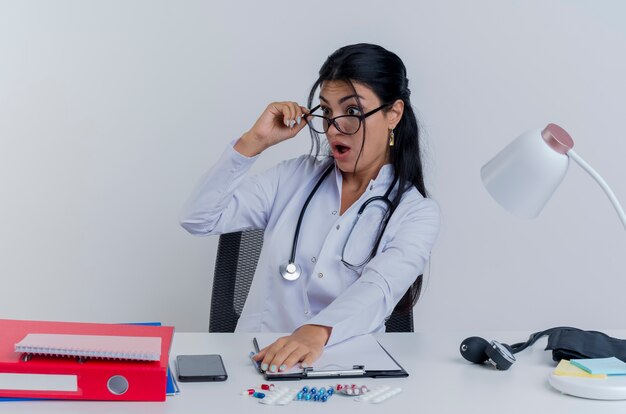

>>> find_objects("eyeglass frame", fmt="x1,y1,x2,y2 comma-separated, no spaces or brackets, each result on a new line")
305,103,391,135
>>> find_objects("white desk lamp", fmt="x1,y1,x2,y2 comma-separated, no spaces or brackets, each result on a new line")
480,123,626,400
481,123,626,229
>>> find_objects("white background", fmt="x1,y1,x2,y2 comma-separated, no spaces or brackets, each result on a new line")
1,0,625,332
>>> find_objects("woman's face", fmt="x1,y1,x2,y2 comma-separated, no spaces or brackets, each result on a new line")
318,80,402,178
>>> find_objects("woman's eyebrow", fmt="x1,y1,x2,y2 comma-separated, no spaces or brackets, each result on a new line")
319,94,366,104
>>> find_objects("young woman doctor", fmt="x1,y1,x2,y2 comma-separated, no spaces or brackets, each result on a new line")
180,43,440,374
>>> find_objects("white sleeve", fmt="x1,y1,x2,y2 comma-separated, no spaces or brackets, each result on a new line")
179,139,278,236
306,197,441,346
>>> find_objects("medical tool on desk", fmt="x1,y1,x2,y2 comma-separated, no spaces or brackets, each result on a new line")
460,326,579,370
461,327,626,371
279,163,397,281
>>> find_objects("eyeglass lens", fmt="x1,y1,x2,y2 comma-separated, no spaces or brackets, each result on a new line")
308,115,360,135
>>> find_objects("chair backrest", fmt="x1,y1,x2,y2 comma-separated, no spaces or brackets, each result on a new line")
209,230,416,333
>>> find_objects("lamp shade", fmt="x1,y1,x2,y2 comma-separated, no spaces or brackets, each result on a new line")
480,124,575,219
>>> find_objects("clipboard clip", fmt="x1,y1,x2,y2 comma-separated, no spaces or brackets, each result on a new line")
303,365,366,377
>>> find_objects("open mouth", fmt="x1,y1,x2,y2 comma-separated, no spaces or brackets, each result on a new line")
336,144,350,154
331,141,352,157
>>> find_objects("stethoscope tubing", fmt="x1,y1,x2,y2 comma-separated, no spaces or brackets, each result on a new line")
288,163,334,264
283,161,398,279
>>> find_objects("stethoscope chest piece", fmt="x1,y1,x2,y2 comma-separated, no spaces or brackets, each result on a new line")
279,262,302,281
277,162,396,282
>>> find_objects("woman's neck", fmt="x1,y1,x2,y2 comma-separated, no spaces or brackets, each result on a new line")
340,162,386,192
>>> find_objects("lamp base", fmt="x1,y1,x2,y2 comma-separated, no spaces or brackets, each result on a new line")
549,373,626,400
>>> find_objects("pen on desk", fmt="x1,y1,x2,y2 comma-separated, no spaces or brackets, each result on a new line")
250,338,265,374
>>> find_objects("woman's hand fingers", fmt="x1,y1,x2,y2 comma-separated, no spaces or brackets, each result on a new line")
250,330,327,374
236,101,314,157
299,105,311,121
287,102,304,127
252,346,267,362
281,348,311,371
261,339,313,373
253,325,330,372
253,335,297,372
281,102,296,127
301,351,319,368
244,101,308,151
257,336,287,372
268,341,301,372
280,101,306,129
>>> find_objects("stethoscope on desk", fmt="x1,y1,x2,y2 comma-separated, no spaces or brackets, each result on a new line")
279,163,398,281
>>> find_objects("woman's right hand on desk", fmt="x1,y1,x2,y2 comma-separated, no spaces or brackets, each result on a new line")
252,324,331,373
235,101,309,157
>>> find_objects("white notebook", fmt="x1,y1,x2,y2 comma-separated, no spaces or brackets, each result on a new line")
15,334,162,361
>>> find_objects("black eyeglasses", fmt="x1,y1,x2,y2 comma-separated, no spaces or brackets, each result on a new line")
305,103,389,135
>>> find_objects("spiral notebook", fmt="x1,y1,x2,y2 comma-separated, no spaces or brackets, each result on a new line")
14,333,162,361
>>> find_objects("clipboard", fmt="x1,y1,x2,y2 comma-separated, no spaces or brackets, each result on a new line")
250,335,408,380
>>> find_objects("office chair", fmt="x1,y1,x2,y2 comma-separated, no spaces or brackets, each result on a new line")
209,230,418,333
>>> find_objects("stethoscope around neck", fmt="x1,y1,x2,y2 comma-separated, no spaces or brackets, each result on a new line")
279,163,396,281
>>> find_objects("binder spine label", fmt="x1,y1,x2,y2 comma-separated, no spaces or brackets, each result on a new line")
0,373,78,392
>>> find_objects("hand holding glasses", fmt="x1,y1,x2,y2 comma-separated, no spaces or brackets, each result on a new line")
236,101,389,158
237,101,309,157
304,103,390,135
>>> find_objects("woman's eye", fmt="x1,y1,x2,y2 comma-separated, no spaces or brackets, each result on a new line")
321,107,331,116
347,107,362,116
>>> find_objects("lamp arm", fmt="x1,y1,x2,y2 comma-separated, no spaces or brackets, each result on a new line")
567,149,626,231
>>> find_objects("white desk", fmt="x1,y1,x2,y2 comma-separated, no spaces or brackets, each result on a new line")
2,331,626,413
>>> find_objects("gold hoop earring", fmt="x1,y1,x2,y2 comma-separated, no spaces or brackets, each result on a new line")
389,129,395,147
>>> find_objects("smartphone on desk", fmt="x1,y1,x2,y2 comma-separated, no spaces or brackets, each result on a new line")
176,354,228,382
